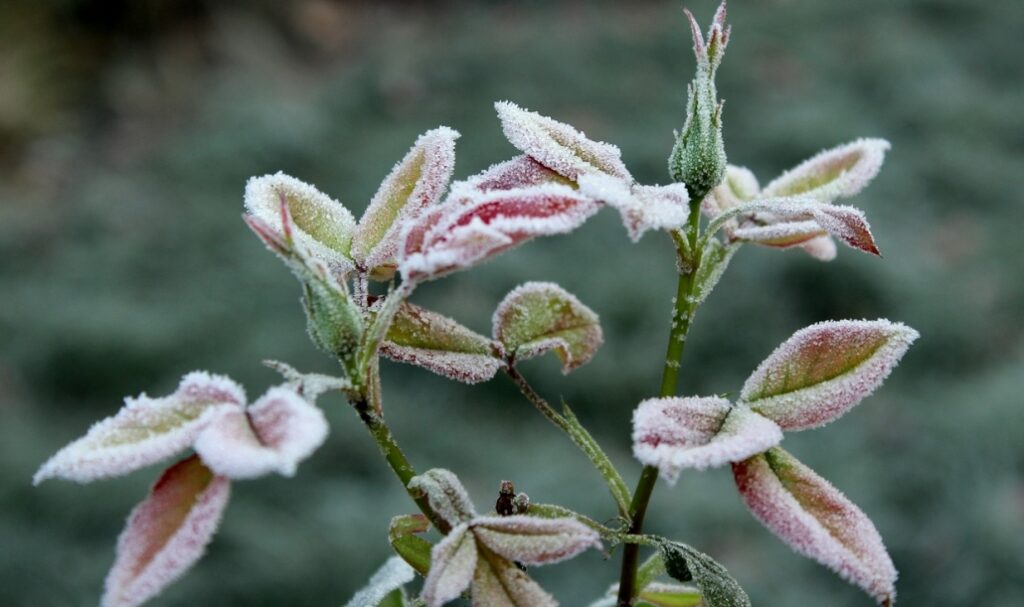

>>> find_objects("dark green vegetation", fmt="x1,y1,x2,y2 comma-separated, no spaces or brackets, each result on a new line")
2,1,1021,605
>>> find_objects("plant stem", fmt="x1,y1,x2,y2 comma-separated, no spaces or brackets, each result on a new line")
617,207,703,606
505,365,633,518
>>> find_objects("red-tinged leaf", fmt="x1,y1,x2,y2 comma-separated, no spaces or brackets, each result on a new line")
492,282,603,373
352,127,460,274
495,101,632,182
761,138,890,203
632,397,782,484
408,469,477,527
739,320,918,431
244,172,356,273
35,372,244,484
470,515,602,566
812,205,880,255
420,524,478,607
470,548,557,607
399,184,599,281
193,386,328,479
381,302,503,384
733,448,897,605
102,455,230,607
730,199,880,256
466,155,571,192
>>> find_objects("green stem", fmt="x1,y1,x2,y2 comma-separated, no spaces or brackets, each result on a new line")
617,207,703,607
505,365,633,519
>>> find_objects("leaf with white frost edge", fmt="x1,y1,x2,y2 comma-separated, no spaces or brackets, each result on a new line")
381,302,503,384
420,524,477,607
34,372,244,484
408,469,476,527
389,514,433,576
692,237,739,308
493,281,603,373
702,165,759,219
193,385,328,479
102,455,230,607
244,172,357,274
761,138,890,203
732,447,897,605
398,183,599,282
352,127,459,277
470,515,602,566
495,101,632,182
344,557,417,607
263,360,351,400
658,539,750,607
578,173,690,242
739,320,918,431
632,396,782,484
465,155,571,192
729,199,880,256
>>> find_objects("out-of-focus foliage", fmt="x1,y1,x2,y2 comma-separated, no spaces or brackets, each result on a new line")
1,0,1021,605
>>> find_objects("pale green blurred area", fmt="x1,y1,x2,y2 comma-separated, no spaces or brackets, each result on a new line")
1,0,1022,605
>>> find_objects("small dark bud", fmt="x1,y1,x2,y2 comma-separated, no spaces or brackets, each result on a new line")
496,480,516,516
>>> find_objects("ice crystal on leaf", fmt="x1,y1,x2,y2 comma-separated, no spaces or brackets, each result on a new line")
343,556,416,607
492,281,603,373
398,183,599,282
631,396,782,484
244,172,357,276
102,455,230,607
352,127,460,280
193,385,329,479
409,469,601,607
34,372,244,484
578,173,691,242
762,138,890,202
495,101,632,183
381,302,503,384
739,320,919,431
733,448,897,605
658,539,751,607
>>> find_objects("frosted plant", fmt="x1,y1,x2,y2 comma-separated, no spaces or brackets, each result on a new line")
34,2,919,606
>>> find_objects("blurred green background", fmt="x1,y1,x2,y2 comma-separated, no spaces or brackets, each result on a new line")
2,0,1022,605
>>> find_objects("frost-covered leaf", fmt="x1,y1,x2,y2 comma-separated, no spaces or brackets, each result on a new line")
381,302,502,384
692,238,739,308
495,101,631,182
739,320,918,431
102,455,230,607
390,514,433,576
578,173,690,242
800,234,838,262
470,515,602,566
244,172,356,273
658,540,750,607
399,184,599,281
730,199,880,256
344,557,417,607
470,549,557,607
632,397,782,484
733,448,896,605
421,524,477,607
638,582,703,607
352,127,459,276
761,139,890,203
408,469,477,527
703,165,758,219
492,282,602,373
193,386,328,479
34,372,244,484
466,155,571,192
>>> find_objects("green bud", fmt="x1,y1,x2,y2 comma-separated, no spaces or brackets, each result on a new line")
668,2,730,202
303,276,363,365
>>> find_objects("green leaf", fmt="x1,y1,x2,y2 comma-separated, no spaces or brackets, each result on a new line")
658,540,750,607
493,282,603,373
560,403,632,516
693,238,739,307
639,583,703,607
388,515,433,577
382,302,502,384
